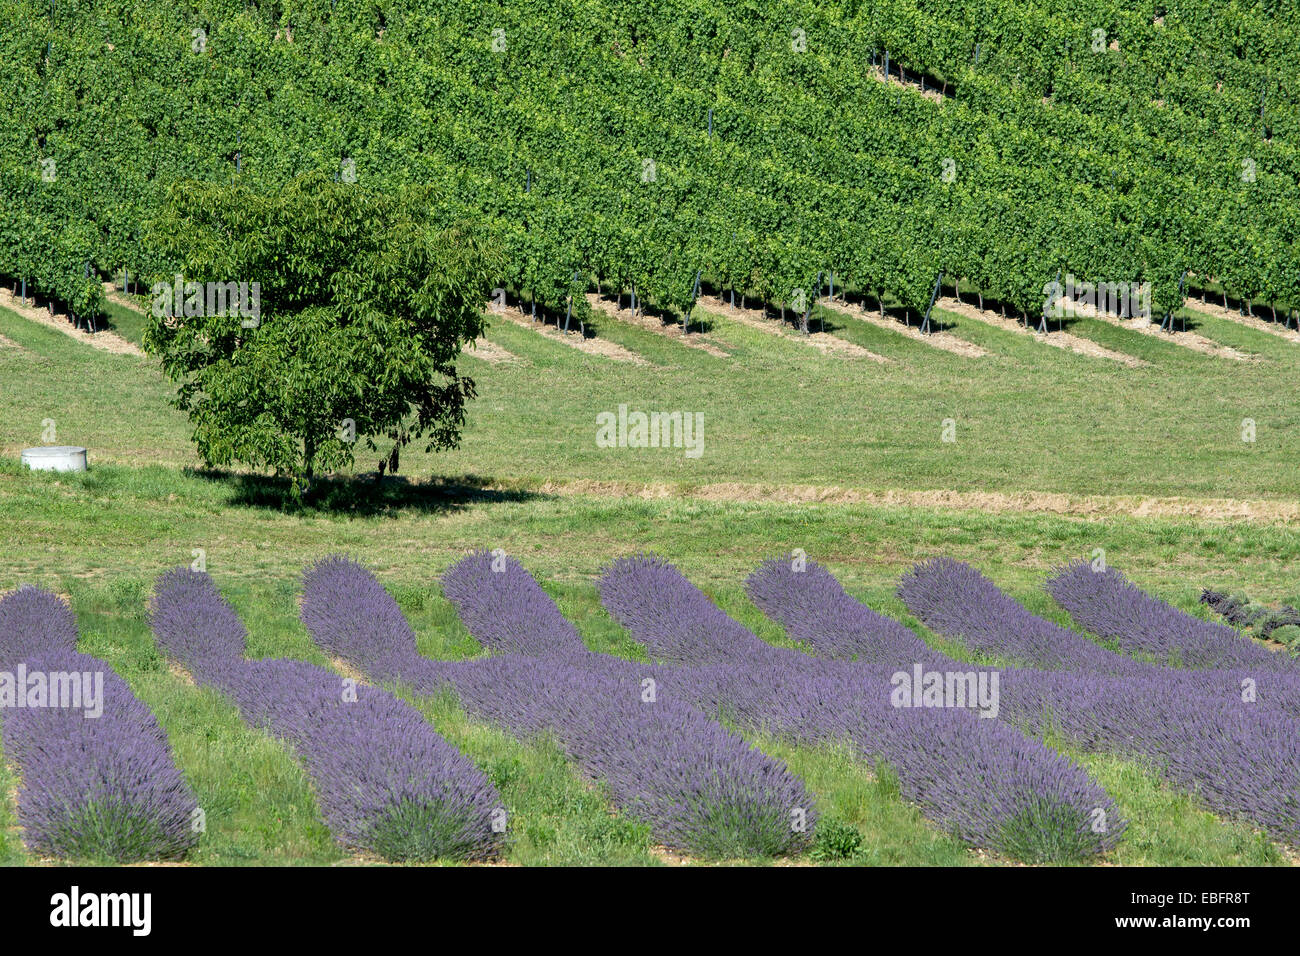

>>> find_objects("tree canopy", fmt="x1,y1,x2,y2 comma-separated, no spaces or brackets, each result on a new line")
144,172,502,497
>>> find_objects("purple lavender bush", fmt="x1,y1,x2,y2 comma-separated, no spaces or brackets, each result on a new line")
440,551,587,656
897,557,1133,673
600,555,1124,862
747,557,948,667
1047,560,1294,672
301,554,817,858
894,561,1300,717
150,568,503,862
751,556,1300,844
0,586,198,861
895,557,1300,719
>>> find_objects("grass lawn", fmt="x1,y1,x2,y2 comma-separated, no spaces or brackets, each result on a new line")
0,296,1296,866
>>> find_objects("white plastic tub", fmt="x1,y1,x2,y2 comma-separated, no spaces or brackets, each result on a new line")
21,446,88,473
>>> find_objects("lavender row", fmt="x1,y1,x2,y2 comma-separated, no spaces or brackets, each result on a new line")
599,555,1123,861
149,569,502,862
440,550,587,656
301,554,816,858
897,557,1300,717
1047,560,1294,673
0,586,198,862
750,557,1300,844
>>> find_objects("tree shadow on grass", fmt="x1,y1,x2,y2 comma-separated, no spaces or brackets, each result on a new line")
186,468,547,517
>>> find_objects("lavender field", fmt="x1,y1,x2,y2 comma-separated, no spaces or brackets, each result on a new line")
1,548,1295,866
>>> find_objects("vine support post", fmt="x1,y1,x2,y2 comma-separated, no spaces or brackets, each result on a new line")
1177,270,1188,332
563,270,578,333
920,271,943,335
686,269,701,334
814,271,824,333
20,278,25,305
1039,269,1061,333
84,261,96,332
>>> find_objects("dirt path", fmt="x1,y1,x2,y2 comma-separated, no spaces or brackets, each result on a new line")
475,477,1300,524
939,297,1148,367
821,297,988,357
698,296,889,362
497,305,651,365
871,64,947,104
0,333,25,352
102,282,147,313
0,287,144,356
464,335,525,365
1183,300,1300,346
1057,298,1254,361
587,294,732,358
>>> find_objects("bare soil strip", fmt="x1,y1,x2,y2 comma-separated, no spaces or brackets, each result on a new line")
0,333,25,351
1183,300,1300,346
497,305,651,365
587,293,732,358
477,477,1300,524
463,336,525,365
939,297,1148,367
0,288,144,356
167,661,198,687
102,281,146,313
870,64,947,104
1055,298,1254,361
820,297,988,357
697,296,889,362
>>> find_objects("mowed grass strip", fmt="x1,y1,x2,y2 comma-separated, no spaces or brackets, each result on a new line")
3,460,1297,606
3,298,1298,500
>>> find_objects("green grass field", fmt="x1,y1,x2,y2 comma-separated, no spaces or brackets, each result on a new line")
0,295,1296,866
